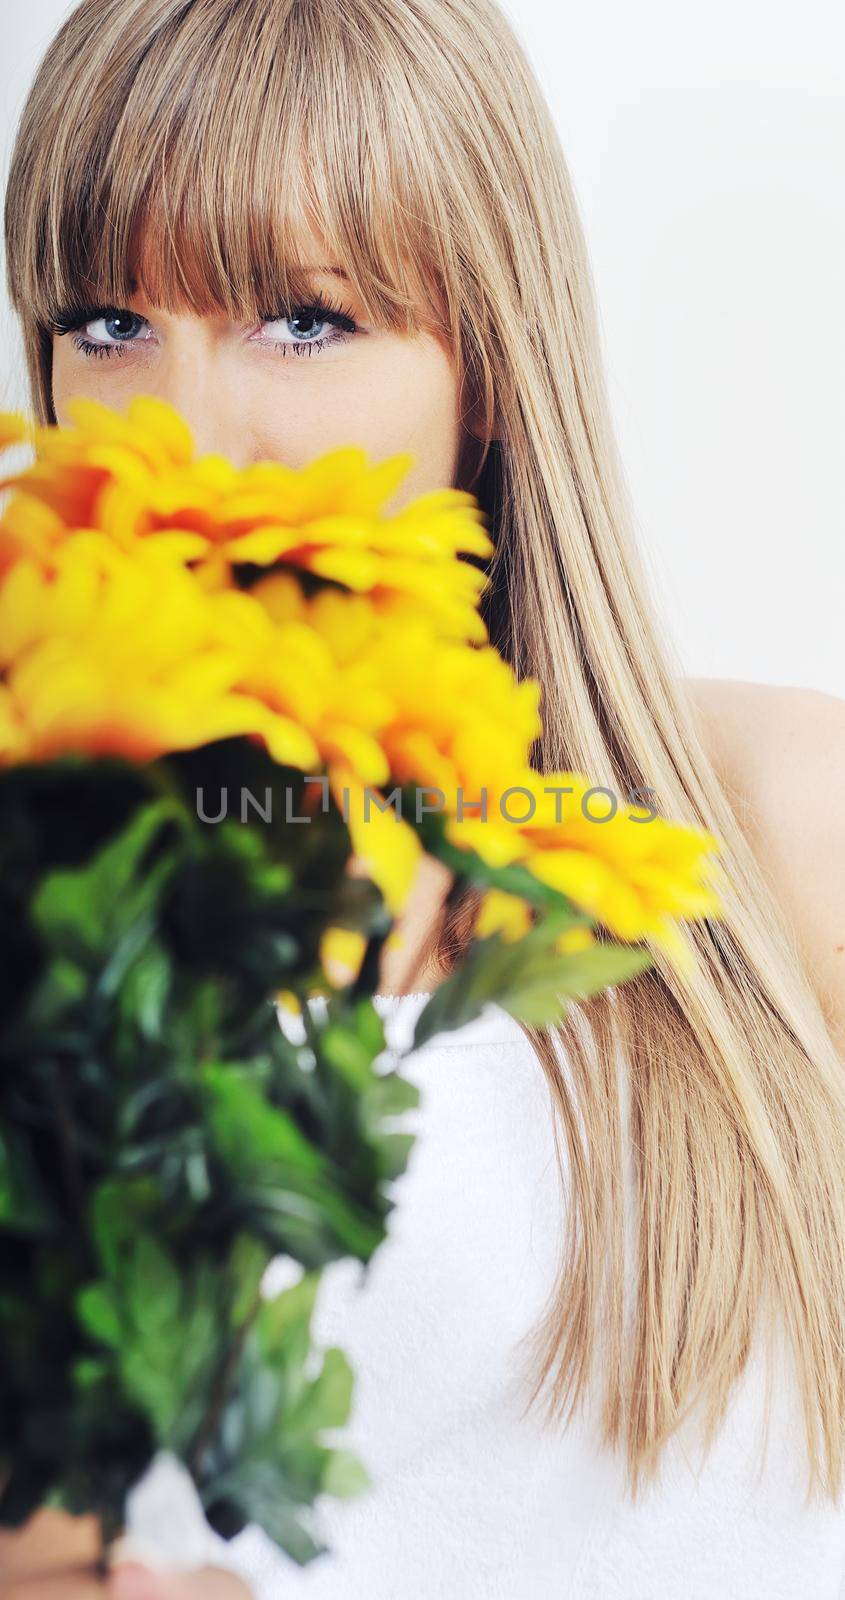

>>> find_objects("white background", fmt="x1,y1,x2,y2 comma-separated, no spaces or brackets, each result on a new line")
1,0,842,697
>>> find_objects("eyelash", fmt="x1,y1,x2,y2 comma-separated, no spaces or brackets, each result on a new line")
49,295,359,360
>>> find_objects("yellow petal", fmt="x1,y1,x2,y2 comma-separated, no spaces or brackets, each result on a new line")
319,925,367,984
474,887,532,943
275,988,302,1015
0,412,34,451
127,394,196,464
332,772,422,916
554,925,596,954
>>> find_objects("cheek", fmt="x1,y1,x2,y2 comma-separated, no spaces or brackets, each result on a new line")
252,339,462,501
374,345,463,502
50,338,139,424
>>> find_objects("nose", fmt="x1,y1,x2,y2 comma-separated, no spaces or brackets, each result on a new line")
149,344,257,468
164,391,254,468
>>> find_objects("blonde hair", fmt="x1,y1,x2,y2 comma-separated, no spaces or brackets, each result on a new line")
6,0,845,1502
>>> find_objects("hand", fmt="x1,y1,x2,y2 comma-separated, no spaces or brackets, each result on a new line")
110,1566,253,1599
0,1511,252,1600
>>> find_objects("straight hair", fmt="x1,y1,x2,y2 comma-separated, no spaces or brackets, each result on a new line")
6,0,845,1500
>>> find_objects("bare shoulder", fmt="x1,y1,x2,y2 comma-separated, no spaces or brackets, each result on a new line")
685,676,845,1050
684,676,844,792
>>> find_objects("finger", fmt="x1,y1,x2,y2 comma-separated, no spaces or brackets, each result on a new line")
0,1509,102,1577
0,1572,106,1600
172,1571,253,1600
109,1566,252,1600
107,1565,163,1599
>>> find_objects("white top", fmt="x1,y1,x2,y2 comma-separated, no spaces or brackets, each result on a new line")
217,992,845,1599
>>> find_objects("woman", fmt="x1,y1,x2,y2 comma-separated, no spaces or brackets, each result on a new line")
3,0,845,1594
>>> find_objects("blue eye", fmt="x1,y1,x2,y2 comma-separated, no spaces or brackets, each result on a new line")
49,305,151,359
90,309,143,342
49,296,359,361
257,297,358,356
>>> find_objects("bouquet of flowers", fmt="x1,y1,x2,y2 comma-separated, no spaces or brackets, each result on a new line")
0,397,724,1574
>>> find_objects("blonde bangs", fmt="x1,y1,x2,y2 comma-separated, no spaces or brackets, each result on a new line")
7,0,461,365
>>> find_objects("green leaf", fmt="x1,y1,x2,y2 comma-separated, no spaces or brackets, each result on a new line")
208,1468,326,1565
202,1066,325,1177
411,926,654,1045
0,755,423,1552
374,1131,416,1182
285,1347,354,1437
364,1073,420,1121
550,943,655,998
256,1274,320,1369
228,1236,272,1328
90,1180,160,1278
323,1448,370,1499
32,797,185,962
318,1023,375,1091
116,940,172,1038
478,942,652,1026
126,1236,182,1334
76,1282,123,1348
72,1355,110,1393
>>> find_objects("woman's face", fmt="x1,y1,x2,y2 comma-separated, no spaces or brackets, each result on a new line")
51,225,471,509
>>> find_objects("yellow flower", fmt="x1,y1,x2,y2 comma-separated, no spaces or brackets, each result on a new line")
0,412,34,451
554,925,596,954
329,768,423,917
474,888,533,943
0,396,493,640
319,926,368,985
471,771,723,971
0,395,725,971
0,541,319,767
275,989,302,1016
